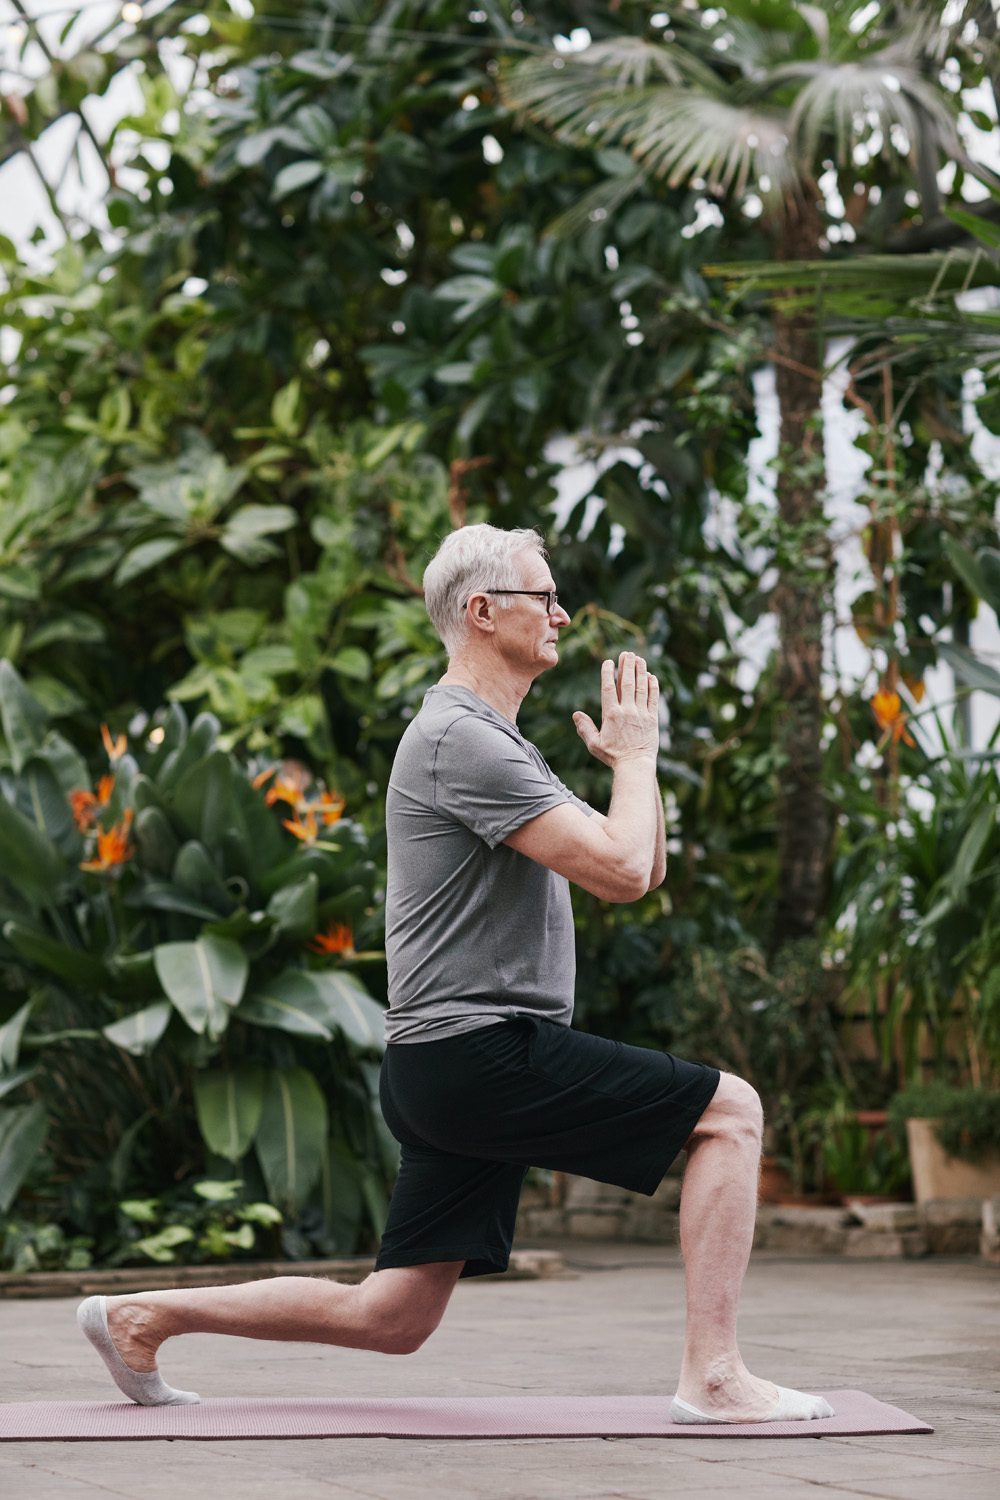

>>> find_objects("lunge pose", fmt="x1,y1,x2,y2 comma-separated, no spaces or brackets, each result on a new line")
80,523,832,1425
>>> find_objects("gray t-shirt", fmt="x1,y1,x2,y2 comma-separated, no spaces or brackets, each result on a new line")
383,684,594,1043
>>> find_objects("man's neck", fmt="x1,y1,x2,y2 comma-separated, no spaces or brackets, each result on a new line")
438,660,529,725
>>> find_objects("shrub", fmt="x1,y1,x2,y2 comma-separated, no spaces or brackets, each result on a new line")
0,662,395,1263
888,1081,1000,1162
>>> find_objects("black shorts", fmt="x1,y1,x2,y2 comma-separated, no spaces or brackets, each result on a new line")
374,1015,721,1279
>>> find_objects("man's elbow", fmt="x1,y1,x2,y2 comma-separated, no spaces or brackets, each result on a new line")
614,858,661,903
646,859,667,894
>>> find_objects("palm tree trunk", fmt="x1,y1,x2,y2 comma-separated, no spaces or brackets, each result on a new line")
769,192,834,951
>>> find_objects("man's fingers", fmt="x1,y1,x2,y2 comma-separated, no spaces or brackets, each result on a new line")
573,711,597,747
601,658,616,714
619,651,636,703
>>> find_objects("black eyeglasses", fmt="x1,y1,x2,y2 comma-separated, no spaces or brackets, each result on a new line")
466,589,560,613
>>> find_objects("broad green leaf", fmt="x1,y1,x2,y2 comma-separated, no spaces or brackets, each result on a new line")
266,873,318,940
942,536,987,601
0,660,49,772
329,647,371,682
0,1100,47,1214
978,549,1000,614
272,159,325,198
939,642,1000,698
126,879,224,922
237,1202,282,1226
223,503,298,540
321,1136,364,1252
24,613,106,652
170,750,235,847
237,971,334,1040
270,380,301,436
254,1067,328,1212
114,536,184,587
193,1065,266,1163
192,1179,242,1201
0,1066,37,1103
3,922,105,989
133,805,180,878
38,730,90,801
154,935,249,1038
135,1225,194,1262
102,1001,172,1057
172,840,235,914
308,971,386,1051
948,806,994,899
0,998,36,1072
0,565,41,602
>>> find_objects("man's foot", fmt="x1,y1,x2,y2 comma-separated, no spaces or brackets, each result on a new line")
77,1295,199,1405
105,1294,163,1372
673,1365,832,1424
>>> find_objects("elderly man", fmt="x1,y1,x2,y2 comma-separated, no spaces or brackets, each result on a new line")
79,523,831,1425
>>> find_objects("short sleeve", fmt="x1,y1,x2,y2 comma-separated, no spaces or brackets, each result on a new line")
432,716,577,849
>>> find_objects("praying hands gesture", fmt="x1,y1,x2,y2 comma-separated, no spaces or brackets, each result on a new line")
572,651,659,769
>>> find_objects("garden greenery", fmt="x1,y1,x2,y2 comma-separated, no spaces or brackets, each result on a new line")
0,2,998,1250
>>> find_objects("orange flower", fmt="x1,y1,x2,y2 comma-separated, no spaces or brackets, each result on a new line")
80,808,135,872
316,790,345,825
69,775,116,831
100,723,127,762
252,766,276,790
869,689,915,748
265,777,308,809
282,808,319,843
70,789,98,831
306,922,355,956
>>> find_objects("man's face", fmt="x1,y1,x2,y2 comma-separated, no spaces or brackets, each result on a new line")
499,554,571,677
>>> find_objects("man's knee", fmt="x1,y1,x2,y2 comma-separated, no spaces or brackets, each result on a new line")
686,1072,763,1148
360,1263,461,1354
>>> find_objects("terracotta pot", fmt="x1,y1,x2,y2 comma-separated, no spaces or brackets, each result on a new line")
758,1155,795,1203
905,1118,1000,1205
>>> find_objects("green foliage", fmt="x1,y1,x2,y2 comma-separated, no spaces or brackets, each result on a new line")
798,1088,911,1198
829,705,1000,1082
888,1083,1000,1162
661,939,851,1183
0,1217,94,1274
1,0,998,1226
0,664,392,1259
111,1179,283,1266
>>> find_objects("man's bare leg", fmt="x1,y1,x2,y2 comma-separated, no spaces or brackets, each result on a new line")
674,1073,829,1422
97,1262,464,1379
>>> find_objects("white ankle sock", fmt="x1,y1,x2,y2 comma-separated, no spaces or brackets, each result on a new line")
670,1386,834,1424
77,1295,200,1405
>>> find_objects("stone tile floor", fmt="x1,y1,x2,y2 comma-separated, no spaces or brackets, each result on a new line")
1,1242,997,1500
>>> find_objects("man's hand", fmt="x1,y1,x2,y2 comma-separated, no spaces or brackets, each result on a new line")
572,651,659,768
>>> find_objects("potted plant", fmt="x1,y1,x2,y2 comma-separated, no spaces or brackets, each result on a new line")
663,939,851,1201
888,1082,1000,1203
803,1095,912,1204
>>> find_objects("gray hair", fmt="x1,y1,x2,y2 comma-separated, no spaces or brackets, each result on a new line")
423,524,548,658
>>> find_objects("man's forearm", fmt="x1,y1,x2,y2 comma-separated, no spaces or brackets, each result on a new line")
604,757,659,891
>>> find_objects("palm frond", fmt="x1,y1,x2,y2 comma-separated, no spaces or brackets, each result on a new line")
566,35,715,91
774,56,961,167
703,247,1000,376
704,248,998,302
502,54,802,203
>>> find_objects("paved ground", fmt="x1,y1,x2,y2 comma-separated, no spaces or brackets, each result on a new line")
1,1242,997,1500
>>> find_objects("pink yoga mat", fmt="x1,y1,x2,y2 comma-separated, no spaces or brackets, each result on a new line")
0,1391,931,1440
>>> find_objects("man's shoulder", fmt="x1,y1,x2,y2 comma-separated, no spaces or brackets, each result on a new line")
412,687,526,753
